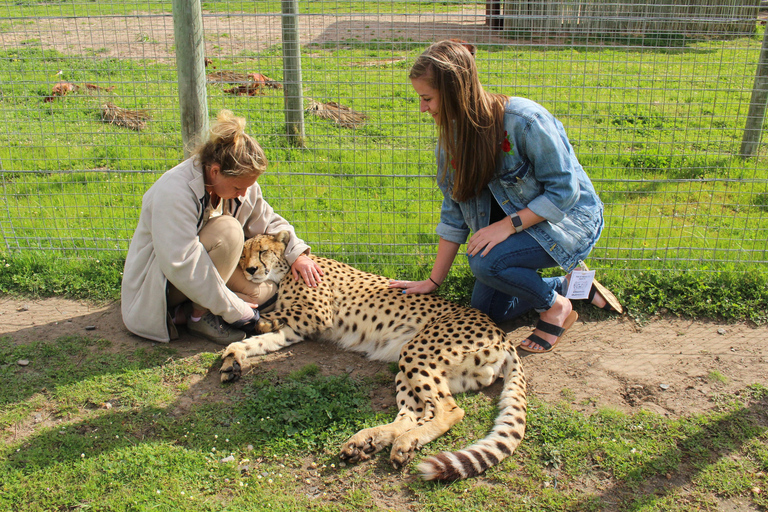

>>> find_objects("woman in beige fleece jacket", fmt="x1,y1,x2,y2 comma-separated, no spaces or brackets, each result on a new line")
121,110,322,344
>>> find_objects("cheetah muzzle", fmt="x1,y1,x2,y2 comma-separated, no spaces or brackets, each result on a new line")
220,232,527,481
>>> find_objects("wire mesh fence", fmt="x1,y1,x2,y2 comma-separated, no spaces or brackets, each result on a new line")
0,0,766,273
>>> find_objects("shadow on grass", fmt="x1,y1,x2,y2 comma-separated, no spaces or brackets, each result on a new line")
595,394,768,508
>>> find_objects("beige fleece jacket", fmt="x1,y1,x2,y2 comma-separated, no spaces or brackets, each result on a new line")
120,158,309,342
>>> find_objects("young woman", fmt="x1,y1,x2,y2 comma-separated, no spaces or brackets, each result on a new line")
122,110,322,344
390,40,621,353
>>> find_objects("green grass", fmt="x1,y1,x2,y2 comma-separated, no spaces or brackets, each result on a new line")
1,337,766,511
1,250,767,323
1,35,766,270
0,6,767,319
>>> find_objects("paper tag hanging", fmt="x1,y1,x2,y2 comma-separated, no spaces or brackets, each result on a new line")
565,269,595,299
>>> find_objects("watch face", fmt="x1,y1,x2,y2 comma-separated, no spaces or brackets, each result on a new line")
511,214,523,227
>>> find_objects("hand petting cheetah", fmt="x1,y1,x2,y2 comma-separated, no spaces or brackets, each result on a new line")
220,231,527,482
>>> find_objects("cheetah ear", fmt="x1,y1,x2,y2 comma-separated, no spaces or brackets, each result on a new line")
275,230,291,246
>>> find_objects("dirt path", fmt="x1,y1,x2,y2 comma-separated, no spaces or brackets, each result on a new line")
2,296,765,418
8,10,509,64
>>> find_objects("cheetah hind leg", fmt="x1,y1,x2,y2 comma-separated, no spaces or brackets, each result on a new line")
339,372,421,463
389,394,465,469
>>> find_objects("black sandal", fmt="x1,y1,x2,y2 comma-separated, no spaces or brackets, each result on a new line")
519,311,579,354
588,280,623,314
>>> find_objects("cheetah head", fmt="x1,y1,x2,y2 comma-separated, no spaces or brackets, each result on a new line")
239,231,291,284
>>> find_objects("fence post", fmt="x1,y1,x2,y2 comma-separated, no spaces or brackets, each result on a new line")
172,0,209,157
740,28,768,158
281,0,306,147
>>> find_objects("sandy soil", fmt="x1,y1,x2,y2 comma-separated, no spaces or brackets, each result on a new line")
7,10,512,65
2,295,766,421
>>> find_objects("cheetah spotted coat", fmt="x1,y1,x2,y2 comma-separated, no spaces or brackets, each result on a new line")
220,232,527,481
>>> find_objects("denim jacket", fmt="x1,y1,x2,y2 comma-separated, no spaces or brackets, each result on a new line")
435,97,604,273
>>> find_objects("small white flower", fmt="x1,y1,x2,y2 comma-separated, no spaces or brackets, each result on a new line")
80,453,85,458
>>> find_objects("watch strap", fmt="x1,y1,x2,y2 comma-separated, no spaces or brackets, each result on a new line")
509,212,524,233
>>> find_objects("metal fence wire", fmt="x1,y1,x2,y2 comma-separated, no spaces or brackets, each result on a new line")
0,0,766,273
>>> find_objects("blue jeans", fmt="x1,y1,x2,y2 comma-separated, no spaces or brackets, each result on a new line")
467,231,566,324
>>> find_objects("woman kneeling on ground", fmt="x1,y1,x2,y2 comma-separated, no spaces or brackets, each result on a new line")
121,109,322,344
390,40,621,353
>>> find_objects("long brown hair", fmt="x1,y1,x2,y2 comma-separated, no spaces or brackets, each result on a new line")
409,40,507,202
194,109,268,179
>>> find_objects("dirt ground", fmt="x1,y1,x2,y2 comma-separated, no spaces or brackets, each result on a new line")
9,9,516,65
2,295,766,420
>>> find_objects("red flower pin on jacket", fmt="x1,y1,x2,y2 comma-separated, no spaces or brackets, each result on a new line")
501,131,513,154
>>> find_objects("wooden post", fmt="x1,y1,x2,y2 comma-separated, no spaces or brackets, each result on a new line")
172,0,209,158
740,28,768,158
281,0,305,147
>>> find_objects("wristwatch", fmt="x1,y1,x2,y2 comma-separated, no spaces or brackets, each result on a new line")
509,212,524,233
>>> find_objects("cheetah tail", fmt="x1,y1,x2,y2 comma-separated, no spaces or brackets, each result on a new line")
416,351,527,481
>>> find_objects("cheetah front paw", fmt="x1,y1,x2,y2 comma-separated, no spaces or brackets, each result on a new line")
390,436,421,469
339,428,391,463
219,343,248,383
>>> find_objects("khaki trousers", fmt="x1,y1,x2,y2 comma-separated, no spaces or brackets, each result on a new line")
167,215,278,313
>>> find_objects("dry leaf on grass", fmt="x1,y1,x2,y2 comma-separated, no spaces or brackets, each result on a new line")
43,81,76,102
224,84,266,96
207,70,250,84
100,103,150,131
247,73,282,89
83,83,116,93
209,71,283,90
305,99,367,128
45,82,116,103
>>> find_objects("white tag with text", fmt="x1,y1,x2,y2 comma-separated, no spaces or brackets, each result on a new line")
565,269,595,299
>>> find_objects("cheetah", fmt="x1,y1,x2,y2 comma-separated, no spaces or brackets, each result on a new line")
219,232,527,481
